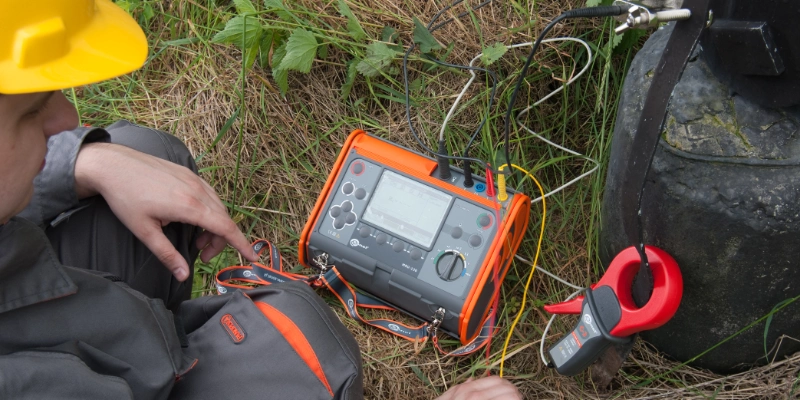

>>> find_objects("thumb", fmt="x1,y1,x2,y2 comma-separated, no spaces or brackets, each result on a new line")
140,227,190,281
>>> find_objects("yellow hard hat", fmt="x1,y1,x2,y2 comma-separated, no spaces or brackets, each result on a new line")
0,0,148,94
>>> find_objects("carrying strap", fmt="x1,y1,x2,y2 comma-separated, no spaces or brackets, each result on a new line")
216,240,494,357
594,0,712,386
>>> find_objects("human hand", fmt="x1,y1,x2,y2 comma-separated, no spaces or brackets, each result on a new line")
437,376,522,400
74,143,257,281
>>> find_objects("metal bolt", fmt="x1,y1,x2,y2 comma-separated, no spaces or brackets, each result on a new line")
706,9,714,27
655,9,692,23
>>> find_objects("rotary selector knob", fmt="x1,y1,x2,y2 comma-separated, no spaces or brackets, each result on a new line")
435,250,465,282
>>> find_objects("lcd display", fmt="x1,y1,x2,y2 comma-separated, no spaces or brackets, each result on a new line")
362,170,453,248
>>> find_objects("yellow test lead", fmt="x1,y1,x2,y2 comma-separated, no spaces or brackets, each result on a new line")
499,164,546,377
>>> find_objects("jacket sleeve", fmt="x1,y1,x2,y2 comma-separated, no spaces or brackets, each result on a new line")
0,351,134,399
16,127,110,227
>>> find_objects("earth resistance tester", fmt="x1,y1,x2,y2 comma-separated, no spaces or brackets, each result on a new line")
300,130,531,344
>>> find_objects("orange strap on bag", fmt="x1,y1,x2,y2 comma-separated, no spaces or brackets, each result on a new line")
218,240,495,356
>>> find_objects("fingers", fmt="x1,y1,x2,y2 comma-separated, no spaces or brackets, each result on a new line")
196,230,214,255
436,377,522,400
198,233,229,263
138,224,190,281
186,208,256,262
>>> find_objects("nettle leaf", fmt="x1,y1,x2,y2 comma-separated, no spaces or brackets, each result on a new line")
212,15,265,49
233,0,257,14
278,28,319,73
481,42,507,65
264,0,294,22
142,4,155,23
613,29,646,54
381,26,403,52
341,58,358,99
117,0,132,13
317,43,329,59
272,42,289,95
381,26,399,43
243,34,263,69
412,17,442,53
338,0,366,41
356,42,400,77
611,32,625,51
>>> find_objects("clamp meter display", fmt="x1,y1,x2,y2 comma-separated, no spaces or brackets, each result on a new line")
300,130,531,343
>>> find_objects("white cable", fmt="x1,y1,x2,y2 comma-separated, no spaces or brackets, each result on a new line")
514,254,583,290
440,37,599,204
540,289,584,365
513,256,585,365
443,38,598,366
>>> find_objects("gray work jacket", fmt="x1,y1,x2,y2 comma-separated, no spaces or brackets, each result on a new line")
1,129,193,399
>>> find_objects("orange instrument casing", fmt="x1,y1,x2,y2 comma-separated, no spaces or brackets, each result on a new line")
299,130,531,344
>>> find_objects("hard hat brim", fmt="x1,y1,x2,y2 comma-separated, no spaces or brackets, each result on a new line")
0,0,148,94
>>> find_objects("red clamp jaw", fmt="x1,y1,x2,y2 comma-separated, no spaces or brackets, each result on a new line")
544,246,683,337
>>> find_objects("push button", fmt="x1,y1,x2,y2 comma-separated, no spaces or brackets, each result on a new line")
376,233,388,245
333,217,345,230
469,234,482,248
351,161,364,175
392,241,404,252
478,213,492,228
451,226,463,239
359,226,371,238
410,248,423,261
342,182,354,195
341,201,353,213
354,188,367,200
345,213,356,225
330,205,342,218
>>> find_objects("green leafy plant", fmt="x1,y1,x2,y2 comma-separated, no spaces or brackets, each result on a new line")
481,42,508,65
116,0,156,25
412,17,442,53
356,42,401,77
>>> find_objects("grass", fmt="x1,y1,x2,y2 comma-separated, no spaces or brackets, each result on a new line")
71,0,800,398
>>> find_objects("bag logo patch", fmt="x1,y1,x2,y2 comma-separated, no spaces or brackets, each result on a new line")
221,314,246,343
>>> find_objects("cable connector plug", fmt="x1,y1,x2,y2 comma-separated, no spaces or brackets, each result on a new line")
563,5,627,18
462,159,475,188
497,168,509,202
485,167,496,198
436,140,452,181
615,4,691,34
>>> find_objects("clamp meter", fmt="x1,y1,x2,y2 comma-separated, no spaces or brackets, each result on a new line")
544,246,683,375
299,130,531,343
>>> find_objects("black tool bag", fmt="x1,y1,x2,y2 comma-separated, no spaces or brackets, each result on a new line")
171,281,363,400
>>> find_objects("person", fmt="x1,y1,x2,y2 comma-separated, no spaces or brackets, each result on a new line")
0,0,522,398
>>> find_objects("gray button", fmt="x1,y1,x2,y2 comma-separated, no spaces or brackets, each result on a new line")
354,188,367,200
392,241,404,252
478,214,491,227
469,235,482,247
359,226,371,238
376,233,388,245
345,213,356,224
333,217,345,230
330,206,341,218
352,162,364,174
451,226,463,239
410,248,423,260
341,201,353,213
342,182,354,195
